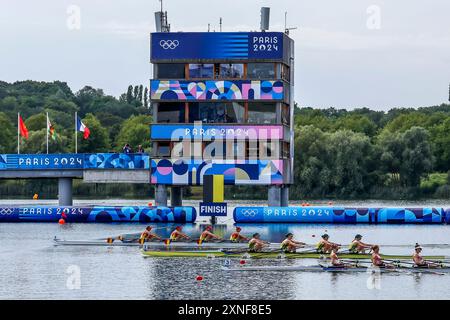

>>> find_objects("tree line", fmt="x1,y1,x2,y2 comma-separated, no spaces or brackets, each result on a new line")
0,80,449,200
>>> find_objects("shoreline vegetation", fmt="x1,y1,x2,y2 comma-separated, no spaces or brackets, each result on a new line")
1,80,449,200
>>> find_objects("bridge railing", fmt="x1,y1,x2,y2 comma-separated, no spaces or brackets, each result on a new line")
0,153,150,170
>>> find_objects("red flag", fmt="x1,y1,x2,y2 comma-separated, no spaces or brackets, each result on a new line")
19,115,29,139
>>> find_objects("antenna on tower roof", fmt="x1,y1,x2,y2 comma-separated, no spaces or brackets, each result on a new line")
284,11,297,35
154,0,170,32
219,17,222,32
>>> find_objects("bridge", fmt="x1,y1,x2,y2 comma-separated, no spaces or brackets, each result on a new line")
0,153,150,206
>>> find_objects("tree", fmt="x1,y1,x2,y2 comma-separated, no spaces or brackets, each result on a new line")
328,130,374,197
334,114,378,137
430,117,450,172
143,87,149,108
25,113,46,131
0,112,16,153
126,85,133,104
115,115,152,151
399,127,433,187
138,85,143,105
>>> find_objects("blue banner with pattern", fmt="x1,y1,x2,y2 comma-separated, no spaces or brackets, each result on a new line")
233,207,446,224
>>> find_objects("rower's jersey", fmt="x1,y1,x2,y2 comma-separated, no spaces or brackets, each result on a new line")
372,253,383,266
200,231,211,242
349,240,358,252
248,239,256,251
230,232,240,241
316,241,325,252
170,230,180,240
280,239,289,251
413,253,424,264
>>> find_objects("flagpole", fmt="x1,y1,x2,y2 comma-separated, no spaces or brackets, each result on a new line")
75,112,78,153
17,112,20,154
46,112,49,154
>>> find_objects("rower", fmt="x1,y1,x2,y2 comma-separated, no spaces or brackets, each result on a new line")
199,225,222,242
349,234,375,254
317,234,341,253
248,233,269,253
229,227,249,242
170,226,190,241
371,245,394,268
329,247,354,268
140,226,162,242
413,243,440,268
280,233,306,253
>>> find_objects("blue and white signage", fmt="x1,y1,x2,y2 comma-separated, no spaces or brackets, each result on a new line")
0,154,84,170
151,32,284,60
199,202,228,217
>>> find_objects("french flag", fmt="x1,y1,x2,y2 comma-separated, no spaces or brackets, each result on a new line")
76,116,90,139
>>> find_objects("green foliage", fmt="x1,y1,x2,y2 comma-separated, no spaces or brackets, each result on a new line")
0,112,15,153
115,115,152,151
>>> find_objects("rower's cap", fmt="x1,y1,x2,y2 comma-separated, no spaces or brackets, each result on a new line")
176,226,182,230
355,234,362,239
253,233,260,238
415,243,423,250
286,233,293,238
236,227,242,231
146,226,152,231
322,234,329,239
205,225,213,230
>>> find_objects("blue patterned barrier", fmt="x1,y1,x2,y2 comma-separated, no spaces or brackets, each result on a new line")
0,206,196,223
233,207,447,224
0,153,150,170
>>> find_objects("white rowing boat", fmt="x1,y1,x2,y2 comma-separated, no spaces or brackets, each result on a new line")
52,237,257,249
221,265,450,273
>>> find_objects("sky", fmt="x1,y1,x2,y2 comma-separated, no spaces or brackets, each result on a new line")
0,0,449,110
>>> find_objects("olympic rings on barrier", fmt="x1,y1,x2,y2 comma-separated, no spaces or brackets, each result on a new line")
159,40,179,50
240,209,258,217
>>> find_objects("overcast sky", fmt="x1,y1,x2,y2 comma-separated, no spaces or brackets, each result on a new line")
0,0,449,110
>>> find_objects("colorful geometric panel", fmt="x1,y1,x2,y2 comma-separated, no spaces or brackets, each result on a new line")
150,80,284,101
84,153,150,169
151,159,284,185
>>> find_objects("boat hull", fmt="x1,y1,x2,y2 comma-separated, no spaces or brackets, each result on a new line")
141,250,446,260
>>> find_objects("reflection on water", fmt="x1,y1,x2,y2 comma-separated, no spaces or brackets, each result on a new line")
0,199,449,299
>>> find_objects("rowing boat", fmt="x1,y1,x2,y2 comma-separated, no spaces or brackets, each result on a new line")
52,237,253,249
221,265,450,273
141,249,446,260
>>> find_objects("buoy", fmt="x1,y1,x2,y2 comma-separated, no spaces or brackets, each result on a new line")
33,194,38,200
148,202,153,207
196,275,203,281
328,201,333,206
312,234,316,237
239,260,246,265
58,219,66,225
61,212,67,219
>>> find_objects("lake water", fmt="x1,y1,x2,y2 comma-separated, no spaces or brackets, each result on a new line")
1,199,449,300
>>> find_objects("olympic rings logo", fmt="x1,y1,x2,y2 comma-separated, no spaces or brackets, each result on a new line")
159,40,179,50
0,208,14,215
240,209,258,217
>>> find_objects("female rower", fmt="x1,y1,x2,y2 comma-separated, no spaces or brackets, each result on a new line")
371,245,395,268
317,234,341,253
199,225,222,242
413,244,441,268
349,234,375,254
170,226,190,241
248,233,269,253
140,226,162,242
280,233,306,253
330,247,354,268
229,227,249,242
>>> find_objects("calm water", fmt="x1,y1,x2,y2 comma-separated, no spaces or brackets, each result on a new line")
1,199,450,300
